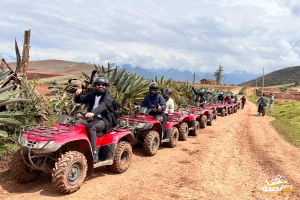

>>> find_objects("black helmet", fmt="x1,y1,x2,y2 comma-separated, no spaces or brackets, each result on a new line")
93,76,110,95
163,88,172,99
149,82,159,95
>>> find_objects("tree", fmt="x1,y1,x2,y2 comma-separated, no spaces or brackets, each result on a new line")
214,63,223,84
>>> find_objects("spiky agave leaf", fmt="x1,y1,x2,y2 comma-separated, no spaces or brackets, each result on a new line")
0,117,22,125
0,111,26,117
0,85,14,94
0,98,31,107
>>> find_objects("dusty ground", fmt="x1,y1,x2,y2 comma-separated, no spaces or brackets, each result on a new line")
0,101,299,200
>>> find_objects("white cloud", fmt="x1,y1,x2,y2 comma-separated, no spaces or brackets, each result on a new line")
0,0,300,75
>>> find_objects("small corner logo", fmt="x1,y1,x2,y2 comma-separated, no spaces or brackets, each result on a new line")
262,175,293,195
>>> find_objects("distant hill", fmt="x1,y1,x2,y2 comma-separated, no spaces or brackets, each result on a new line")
119,64,258,85
5,59,258,84
241,66,300,87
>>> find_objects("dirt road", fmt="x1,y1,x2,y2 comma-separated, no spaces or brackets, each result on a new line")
1,101,299,200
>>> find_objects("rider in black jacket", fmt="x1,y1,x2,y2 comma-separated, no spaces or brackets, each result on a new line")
74,76,116,163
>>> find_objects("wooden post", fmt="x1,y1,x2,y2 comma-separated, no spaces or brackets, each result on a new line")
21,29,31,74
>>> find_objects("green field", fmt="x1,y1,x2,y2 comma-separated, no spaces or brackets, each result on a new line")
248,95,300,147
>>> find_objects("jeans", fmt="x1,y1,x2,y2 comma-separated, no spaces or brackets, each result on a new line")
154,113,168,135
269,103,273,113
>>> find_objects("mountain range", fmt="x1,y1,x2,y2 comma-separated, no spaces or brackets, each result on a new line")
115,64,259,85
1,52,260,84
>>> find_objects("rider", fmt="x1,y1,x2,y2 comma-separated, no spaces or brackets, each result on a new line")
163,88,174,114
257,93,268,115
141,82,168,137
192,86,206,108
231,94,238,103
217,92,224,103
224,94,232,104
205,90,213,104
74,76,116,163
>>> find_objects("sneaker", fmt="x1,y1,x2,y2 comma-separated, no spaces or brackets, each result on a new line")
93,151,98,163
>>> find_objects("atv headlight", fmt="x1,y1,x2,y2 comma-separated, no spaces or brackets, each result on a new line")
136,123,146,129
19,134,27,145
119,119,126,127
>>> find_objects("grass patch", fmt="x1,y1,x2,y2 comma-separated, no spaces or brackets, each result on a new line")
0,141,18,158
248,94,300,147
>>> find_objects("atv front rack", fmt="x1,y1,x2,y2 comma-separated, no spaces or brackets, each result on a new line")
18,126,72,171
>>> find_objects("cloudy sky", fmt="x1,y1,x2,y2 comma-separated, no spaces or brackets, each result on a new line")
1,0,300,74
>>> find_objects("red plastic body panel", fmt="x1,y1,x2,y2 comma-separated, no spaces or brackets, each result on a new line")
23,124,132,148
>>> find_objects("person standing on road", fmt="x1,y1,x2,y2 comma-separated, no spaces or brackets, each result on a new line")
269,93,274,113
240,96,246,109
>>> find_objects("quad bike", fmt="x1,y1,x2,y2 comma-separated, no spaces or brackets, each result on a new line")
10,115,135,194
225,102,235,115
168,110,201,139
185,106,214,127
215,102,228,117
205,103,218,120
119,107,179,156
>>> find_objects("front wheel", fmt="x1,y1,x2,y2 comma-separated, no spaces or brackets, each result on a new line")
207,114,213,126
107,141,132,173
190,121,200,136
52,151,87,194
143,130,160,156
200,115,207,128
165,127,179,148
213,109,217,119
179,122,189,141
10,150,42,183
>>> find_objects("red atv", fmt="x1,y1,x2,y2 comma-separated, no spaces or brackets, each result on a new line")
215,102,228,117
119,107,179,156
185,106,214,127
168,110,201,139
10,116,134,194
225,102,239,114
205,103,218,120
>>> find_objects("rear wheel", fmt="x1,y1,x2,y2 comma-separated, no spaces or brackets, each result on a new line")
200,115,207,128
262,107,266,116
52,151,87,194
165,127,179,148
143,130,160,156
10,150,42,183
179,122,189,141
107,141,132,173
190,121,200,136
207,114,213,126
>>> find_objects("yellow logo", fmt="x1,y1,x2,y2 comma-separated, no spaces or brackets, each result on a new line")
262,175,293,195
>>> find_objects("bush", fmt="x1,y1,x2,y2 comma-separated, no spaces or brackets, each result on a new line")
238,87,247,95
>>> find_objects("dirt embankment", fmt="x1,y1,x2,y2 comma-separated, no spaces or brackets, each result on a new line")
0,101,299,199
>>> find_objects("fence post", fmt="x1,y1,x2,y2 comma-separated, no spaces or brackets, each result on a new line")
21,29,31,74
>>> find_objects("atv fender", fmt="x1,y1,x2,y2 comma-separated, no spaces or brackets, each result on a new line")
26,134,91,154
96,130,134,146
